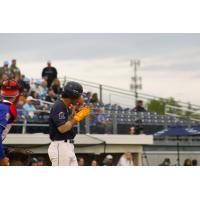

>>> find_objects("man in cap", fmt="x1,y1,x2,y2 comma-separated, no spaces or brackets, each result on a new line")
10,59,21,81
48,81,90,166
103,154,114,166
0,61,10,83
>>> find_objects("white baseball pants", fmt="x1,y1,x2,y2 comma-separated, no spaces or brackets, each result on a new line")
48,141,78,166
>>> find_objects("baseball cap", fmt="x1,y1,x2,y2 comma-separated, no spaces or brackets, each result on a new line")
106,154,113,160
34,79,41,85
27,96,34,101
3,61,9,65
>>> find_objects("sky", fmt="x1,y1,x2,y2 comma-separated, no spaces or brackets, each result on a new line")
0,33,200,105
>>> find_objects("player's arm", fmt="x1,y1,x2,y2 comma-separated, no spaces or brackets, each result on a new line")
2,104,18,140
58,106,90,134
0,127,9,166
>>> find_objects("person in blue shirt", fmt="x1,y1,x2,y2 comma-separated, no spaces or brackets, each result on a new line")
0,80,20,166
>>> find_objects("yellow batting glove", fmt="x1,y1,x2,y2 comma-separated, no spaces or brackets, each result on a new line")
73,106,91,122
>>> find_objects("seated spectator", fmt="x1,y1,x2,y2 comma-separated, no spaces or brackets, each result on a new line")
90,93,99,105
23,96,36,118
90,107,112,134
10,59,21,81
45,88,57,103
42,61,58,88
30,157,39,166
192,159,198,166
117,152,134,166
18,75,31,93
31,79,42,95
132,100,146,112
159,158,171,166
16,95,27,109
78,157,85,166
30,157,44,166
83,91,92,104
40,80,48,100
30,90,40,99
128,126,136,135
103,154,114,166
91,159,98,166
51,78,62,95
184,159,192,166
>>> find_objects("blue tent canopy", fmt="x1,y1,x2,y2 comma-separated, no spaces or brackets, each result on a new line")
154,126,199,137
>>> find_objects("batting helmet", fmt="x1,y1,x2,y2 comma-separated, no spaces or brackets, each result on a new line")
0,80,20,103
62,81,83,99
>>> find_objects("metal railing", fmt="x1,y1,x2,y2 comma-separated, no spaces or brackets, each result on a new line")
165,104,200,122
31,76,200,110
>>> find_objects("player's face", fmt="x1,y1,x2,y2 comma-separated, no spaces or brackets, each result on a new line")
71,96,84,106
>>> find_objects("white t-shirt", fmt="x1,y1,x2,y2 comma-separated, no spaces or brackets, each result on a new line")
117,156,134,166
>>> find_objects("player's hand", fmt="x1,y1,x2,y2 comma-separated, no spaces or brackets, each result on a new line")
0,157,9,166
73,106,91,122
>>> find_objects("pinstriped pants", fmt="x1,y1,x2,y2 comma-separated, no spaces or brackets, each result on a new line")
48,141,78,166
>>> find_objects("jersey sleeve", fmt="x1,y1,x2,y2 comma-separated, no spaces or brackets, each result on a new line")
51,104,68,127
9,104,17,121
0,127,5,159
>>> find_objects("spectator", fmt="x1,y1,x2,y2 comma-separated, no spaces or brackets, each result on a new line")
30,157,44,166
31,79,42,95
10,59,21,81
83,92,92,104
7,149,30,166
192,159,198,166
45,88,57,103
40,80,48,100
117,152,134,166
128,126,136,135
78,157,85,166
132,100,146,112
30,90,39,99
23,96,36,118
42,61,57,88
90,107,112,134
37,158,44,166
0,61,10,82
91,160,98,166
184,159,192,166
18,75,31,93
159,158,171,166
90,93,99,104
51,78,62,95
30,157,39,166
103,154,114,166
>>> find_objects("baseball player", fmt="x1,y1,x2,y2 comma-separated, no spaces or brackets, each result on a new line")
0,80,20,166
48,81,90,166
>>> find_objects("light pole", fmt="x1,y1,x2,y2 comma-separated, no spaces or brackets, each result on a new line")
130,59,142,105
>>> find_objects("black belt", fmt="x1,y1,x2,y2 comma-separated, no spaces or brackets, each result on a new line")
64,139,74,144
53,139,74,144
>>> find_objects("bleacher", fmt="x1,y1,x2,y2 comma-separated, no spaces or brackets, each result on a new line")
5,76,199,136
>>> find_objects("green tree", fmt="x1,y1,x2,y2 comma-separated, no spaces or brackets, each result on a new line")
146,98,166,115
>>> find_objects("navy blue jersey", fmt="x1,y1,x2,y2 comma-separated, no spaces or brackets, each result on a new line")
49,99,76,141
